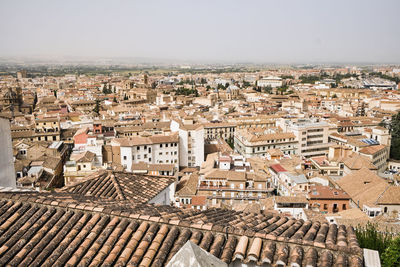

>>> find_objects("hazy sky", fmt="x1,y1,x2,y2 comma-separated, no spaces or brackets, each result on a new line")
0,0,399,63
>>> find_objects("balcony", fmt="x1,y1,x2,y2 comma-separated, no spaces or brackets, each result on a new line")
206,195,263,200
198,185,273,193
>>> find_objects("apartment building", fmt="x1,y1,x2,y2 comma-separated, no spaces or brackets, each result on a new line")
34,117,61,142
234,128,298,158
269,163,310,197
197,170,272,207
359,144,389,171
233,116,276,130
111,133,179,171
73,128,103,164
64,151,99,185
308,185,350,214
70,100,96,112
171,120,204,167
203,122,236,142
194,153,273,207
279,118,333,158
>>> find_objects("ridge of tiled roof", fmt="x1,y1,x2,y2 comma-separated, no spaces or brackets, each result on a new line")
0,192,363,266
60,171,175,204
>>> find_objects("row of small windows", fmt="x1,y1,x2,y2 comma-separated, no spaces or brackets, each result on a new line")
160,143,178,148
253,145,293,152
206,128,235,134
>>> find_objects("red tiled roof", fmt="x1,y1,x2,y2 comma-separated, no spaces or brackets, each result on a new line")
0,192,363,266
191,195,206,206
270,164,287,173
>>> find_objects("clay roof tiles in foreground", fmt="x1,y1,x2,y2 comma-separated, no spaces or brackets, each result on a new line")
0,191,363,266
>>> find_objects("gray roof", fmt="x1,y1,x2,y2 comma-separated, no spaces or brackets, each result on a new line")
286,173,308,184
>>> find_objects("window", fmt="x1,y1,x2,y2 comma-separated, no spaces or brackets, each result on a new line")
123,156,127,160
323,204,328,210
160,144,163,148
166,143,168,147
342,204,346,210
333,203,338,211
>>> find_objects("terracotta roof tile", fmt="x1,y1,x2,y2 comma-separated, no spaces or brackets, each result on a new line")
0,193,363,266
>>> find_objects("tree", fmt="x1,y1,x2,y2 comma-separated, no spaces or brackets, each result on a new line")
242,81,251,88
355,222,392,255
93,100,100,115
382,237,400,267
263,85,272,94
103,84,111,94
299,75,320,84
226,137,234,149
217,83,226,90
389,112,400,160
33,92,37,109
174,87,198,96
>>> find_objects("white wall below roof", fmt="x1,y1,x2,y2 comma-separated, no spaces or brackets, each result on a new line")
274,206,308,220
149,182,175,205
193,128,204,167
0,118,16,188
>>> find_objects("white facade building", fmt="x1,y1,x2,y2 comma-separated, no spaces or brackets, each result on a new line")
257,76,283,88
171,120,204,167
278,118,334,158
234,129,298,158
113,134,179,172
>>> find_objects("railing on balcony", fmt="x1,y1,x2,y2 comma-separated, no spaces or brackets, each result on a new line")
206,195,263,200
197,185,274,192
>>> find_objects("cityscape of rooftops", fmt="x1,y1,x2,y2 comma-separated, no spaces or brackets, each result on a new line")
0,0,400,266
